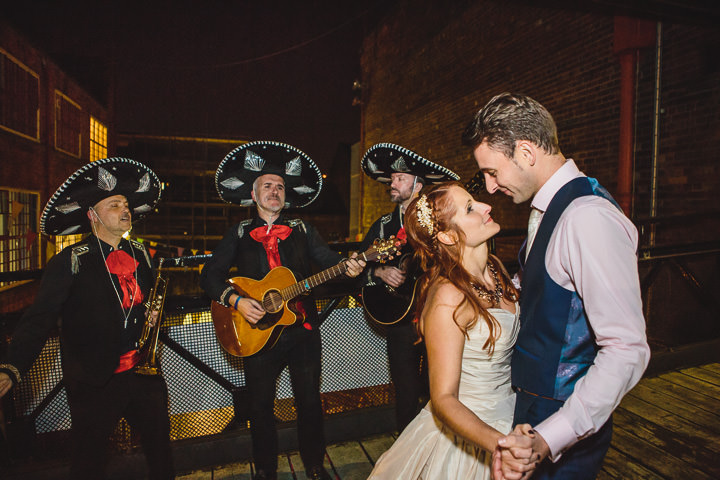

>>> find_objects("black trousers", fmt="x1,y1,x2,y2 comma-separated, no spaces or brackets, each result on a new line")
243,326,325,473
65,371,174,479
386,321,427,431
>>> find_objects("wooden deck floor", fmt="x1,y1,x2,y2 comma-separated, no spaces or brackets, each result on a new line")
177,363,720,480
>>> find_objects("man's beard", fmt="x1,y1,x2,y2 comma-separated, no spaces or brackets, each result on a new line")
390,189,411,204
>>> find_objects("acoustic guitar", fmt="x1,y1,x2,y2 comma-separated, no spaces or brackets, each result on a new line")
361,171,486,325
361,251,420,325
211,237,400,357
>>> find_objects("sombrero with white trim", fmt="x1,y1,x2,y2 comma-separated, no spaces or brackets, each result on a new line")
215,141,322,208
40,157,162,235
361,143,459,184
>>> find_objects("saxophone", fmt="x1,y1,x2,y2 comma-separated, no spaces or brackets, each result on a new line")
136,258,168,376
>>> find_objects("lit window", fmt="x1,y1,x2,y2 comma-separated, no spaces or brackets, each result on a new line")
55,234,84,254
55,91,82,158
0,48,40,141
0,188,40,290
90,116,107,161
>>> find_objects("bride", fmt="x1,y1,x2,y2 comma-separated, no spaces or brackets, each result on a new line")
369,181,534,480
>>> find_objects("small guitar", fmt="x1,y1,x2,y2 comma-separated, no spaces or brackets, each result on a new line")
211,237,400,357
361,171,485,325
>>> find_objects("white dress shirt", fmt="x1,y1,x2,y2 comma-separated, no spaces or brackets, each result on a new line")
529,160,651,460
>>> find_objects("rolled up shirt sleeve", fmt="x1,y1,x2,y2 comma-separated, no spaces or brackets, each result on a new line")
534,196,651,460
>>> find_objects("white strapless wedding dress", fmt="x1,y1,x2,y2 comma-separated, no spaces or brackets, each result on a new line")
369,306,519,479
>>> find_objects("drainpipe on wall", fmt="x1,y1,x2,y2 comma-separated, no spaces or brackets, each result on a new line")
613,17,656,217
649,22,663,248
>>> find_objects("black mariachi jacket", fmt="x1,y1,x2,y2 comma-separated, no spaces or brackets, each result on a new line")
358,205,414,286
200,215,343,328
2,235,154,387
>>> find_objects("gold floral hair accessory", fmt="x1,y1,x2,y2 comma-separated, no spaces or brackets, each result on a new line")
416,194,434,236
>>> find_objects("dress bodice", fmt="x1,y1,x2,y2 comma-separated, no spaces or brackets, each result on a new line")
368,304,520,480
458,306,520,426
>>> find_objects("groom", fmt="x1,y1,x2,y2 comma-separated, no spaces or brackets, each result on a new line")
462,93,650,479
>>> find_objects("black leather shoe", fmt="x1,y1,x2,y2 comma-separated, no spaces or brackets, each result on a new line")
306,465,332,480
254,470,278,480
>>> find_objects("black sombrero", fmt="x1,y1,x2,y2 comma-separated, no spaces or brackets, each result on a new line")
40,157,162,235
361,143,459,184
215,141,322,208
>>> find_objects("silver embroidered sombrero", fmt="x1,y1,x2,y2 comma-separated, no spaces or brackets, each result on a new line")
361,143,459,185
215,141,322,208
40,158,162,235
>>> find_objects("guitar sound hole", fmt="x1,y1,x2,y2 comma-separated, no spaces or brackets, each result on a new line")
263,290,284,314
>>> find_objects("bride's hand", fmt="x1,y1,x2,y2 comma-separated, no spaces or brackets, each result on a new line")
495,424,538,479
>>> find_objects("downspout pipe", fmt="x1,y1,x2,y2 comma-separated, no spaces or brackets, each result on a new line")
617,49,637,216
613,17,656,217
649,22,663,247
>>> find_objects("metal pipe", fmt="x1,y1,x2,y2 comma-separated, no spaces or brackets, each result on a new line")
649,22,663,247
617,49,637,216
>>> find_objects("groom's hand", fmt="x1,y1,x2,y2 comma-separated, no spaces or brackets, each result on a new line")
493,424,547,480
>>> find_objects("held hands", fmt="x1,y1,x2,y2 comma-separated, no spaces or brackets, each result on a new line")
492,424,549,480
374,265,406,288
344,252,366,278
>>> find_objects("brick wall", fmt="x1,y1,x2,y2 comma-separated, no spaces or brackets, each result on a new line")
1,22,112,201
0,22,112,313
358,0,720,249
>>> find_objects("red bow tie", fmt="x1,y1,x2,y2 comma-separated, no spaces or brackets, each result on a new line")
250,225,292,269
105,249,144,308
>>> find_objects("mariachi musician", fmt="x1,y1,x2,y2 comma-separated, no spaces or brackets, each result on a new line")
0,158,173,479
199,141,365,480
358,143,459,432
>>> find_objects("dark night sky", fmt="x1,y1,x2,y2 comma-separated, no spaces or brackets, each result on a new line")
4,0,383,171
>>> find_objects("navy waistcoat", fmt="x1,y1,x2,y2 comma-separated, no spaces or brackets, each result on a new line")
512,176,619,400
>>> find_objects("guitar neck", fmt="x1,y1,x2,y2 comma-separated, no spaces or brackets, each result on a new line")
278,240,394,302
281,261,349,301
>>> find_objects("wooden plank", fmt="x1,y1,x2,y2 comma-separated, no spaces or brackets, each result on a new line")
681,365,720,387
613,408,720,478
359,433,396,465
176,468,213,480
640,376,720,414
213,461,253,479
600,445,664,479
609,424,713,479
288,452,305,479
326,441,375,480
286,451,336,479
627,382,720,434
659,370,720,397
618,394,720,454
698,363,720,375
278,452,300,480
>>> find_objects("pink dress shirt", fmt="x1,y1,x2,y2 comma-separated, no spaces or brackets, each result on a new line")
528,160,651,461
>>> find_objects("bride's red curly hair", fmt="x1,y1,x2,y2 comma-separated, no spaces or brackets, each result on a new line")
405,181,517,354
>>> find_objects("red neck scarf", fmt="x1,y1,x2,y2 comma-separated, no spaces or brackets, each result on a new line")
105,249,144,308
250,224,292,269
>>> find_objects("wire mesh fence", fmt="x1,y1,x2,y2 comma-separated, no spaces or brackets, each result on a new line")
8,295,396,453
